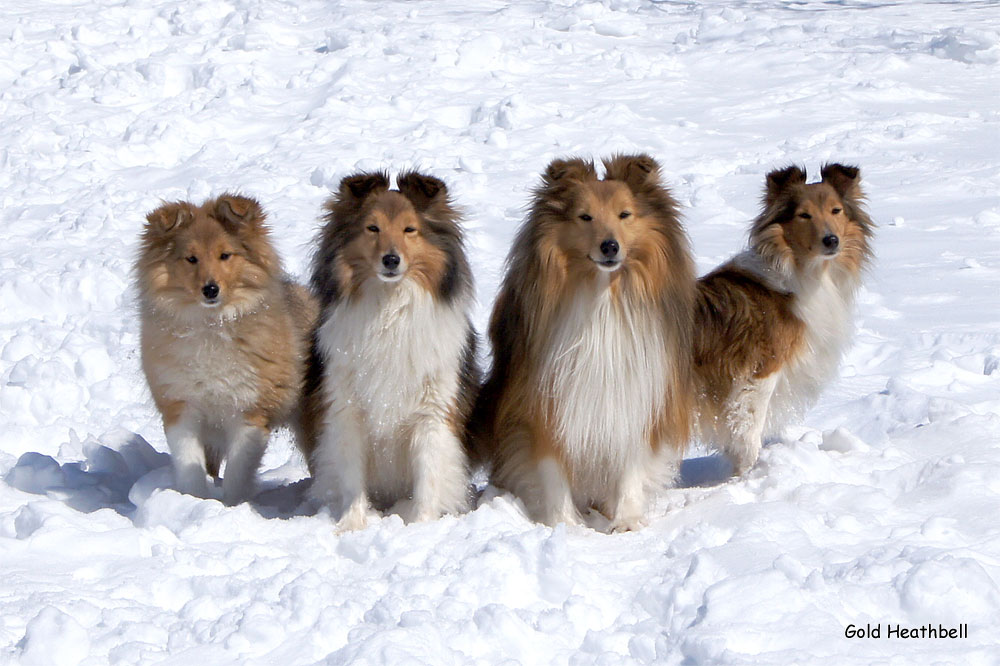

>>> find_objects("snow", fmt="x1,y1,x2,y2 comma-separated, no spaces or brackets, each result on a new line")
1,0,999,663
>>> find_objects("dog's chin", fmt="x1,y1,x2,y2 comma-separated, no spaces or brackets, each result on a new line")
377,271,405,283
590,257,623,273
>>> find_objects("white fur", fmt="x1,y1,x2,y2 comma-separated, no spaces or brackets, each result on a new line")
148,316,262,411
718,373,778,475
309,279,471,529
768,261,859,432
164,413,210,498
531,274,673,526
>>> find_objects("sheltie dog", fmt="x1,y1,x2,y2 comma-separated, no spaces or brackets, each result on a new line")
137,194,318,505
694,164,874,474
474,154,695,531
303,171,478,531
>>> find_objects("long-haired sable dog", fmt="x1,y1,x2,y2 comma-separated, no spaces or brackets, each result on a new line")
474,154,695,531
137,194,318,505
303,171,478,531
694,164,874,474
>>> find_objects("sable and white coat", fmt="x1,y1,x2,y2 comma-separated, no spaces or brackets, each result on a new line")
694,164,874,474
303,171,478,530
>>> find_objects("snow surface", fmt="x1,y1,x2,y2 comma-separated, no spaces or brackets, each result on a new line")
2,0,999,663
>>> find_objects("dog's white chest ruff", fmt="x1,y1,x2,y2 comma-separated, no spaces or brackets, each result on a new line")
774,269,856,421
318,280,467,441
155,322,260,412
539,285,668,468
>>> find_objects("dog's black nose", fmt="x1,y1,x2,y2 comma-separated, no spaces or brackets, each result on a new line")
382,253,401,270
600,239,620,258
822,234,840,250
202,282,220,300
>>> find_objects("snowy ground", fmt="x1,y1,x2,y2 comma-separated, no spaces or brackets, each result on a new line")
2,0,999,663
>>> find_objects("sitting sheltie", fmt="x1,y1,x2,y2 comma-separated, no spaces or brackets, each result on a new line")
303,171,478,531
694,164,874,474
137,194,318,505
474,154,696,531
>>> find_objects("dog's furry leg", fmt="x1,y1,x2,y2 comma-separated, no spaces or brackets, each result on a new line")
165,408,210,498
534,457,582,527
221,420,268,506
407,416,469,522
310,403,371,531
609,459,649,533
724,373,779,475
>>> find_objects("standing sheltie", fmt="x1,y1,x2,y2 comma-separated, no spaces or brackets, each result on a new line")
694,164,874,474
303,171,478,531
474,154,696,531
137,194,318,505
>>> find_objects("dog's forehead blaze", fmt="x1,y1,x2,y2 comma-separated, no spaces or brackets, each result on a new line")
367,192,420,230
575,181,634,214
796,183,844,214
175,215,237,257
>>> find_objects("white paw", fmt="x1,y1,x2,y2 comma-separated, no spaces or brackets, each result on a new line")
173,464,210,499
335,498,371,532
729,451,758,476
609,513,648,533
221,480,254,506
541,507,582,528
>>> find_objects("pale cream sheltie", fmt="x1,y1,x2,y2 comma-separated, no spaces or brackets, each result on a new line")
474,154,696,531
303,171,479,531
137,194,318,504
694,164,874,474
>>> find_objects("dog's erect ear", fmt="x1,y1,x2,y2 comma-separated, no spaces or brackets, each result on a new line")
764,165,807,207
215,194,265,230
603,153,661,193
145,203,190,234
397,171,448,211
542,157,597,188
338,171,390,203
821,163,862,199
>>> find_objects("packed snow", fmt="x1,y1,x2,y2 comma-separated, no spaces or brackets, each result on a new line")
2,0,999,663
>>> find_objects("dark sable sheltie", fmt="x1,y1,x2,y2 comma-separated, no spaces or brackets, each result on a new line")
137,194,318,504
694,164,874,474
303,171,478,531
474,154,696,531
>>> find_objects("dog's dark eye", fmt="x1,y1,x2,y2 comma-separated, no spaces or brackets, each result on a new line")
579,214,593,222
219,253,231,260
831,207,842,215
619,211,632,220
798,213,812,220
367,225,379,233
404,227,416,234
186,255,198,264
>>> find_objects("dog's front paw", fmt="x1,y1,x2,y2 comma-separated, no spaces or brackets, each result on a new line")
395,499,438,524
173,464,210,499
335,498,371,532
609,513,648,534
